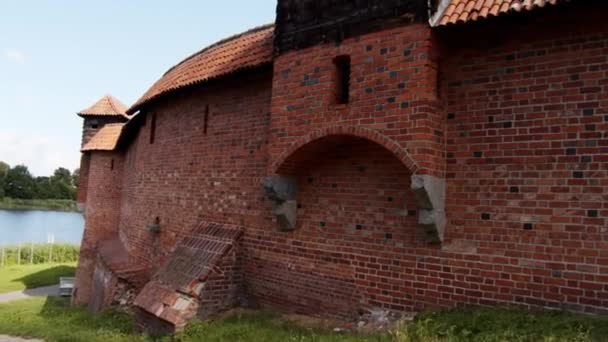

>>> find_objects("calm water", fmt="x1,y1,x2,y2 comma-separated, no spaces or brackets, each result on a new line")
0,209,84,245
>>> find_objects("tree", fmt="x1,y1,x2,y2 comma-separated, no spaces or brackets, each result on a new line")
49,167,76,200
34,176,53,199
72,168,80,187
51,167,72,184
0,161,8,177
4,165,36,199
0,161,8,199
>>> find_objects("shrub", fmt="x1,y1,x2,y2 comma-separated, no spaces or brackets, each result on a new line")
0,243,79,266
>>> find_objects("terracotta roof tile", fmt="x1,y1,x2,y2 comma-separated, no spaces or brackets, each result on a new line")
77,95,129,119
81,123,124,152
433,0,568,26
127,24,274,114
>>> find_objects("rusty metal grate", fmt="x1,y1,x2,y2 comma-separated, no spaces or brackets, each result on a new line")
154,222,242,291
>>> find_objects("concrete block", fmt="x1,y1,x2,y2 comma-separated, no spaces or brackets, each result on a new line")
411,175,446,243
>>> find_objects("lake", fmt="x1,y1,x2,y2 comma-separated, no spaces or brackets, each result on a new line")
0,209,84,245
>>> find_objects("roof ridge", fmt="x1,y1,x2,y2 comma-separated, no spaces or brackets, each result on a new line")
163,23,274,77
105,95,130,119
78,94,129,118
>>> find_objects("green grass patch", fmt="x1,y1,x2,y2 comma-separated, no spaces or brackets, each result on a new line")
173,312,386,342
396,307,608,342
0,297,142,342
0,198,78,212
0,297,382,342
0,243,80,266
0,263,76,293
0,298,606,342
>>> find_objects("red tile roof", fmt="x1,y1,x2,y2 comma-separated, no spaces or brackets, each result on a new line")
81,123,124,152
127,24,274,114
77,95,129,119
433,0,568,26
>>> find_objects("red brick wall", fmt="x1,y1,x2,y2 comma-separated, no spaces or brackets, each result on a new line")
115,70,274,270
73,151,124,305
76,153,90,208
77,9,607,320
439,12,608,314
244,137,431,316
269,23,444,177
197,248,243,319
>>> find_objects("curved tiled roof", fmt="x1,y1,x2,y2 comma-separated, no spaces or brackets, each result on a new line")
127,24,274,114
81,123,125,152
78,95,129,119
433,0,567,26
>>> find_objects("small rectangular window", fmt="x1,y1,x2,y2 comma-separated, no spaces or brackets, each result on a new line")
334,55,351,104
149,113,156,144
203,105,209,135
110,159,114,170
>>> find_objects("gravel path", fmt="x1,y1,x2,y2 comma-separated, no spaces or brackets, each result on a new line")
0,335,43,342
0,285,59,303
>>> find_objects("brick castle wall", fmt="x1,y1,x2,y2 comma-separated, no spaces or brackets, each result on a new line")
440,12,608,313
115,70,274,270
73,151,124,305
75,8,608,321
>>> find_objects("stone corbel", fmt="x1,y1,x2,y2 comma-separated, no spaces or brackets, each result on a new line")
411,174,446,244
263,176,299,231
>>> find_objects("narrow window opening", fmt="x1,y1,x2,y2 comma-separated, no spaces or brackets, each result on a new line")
149,113,156,144
203,105,209,135
334,55,351,104
110,159,114,170
90,119,99,129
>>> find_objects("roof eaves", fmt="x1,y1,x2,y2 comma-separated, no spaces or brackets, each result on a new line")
126,61,272,115
429,0,453,27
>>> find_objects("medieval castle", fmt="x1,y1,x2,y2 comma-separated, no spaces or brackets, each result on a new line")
73,0,607,333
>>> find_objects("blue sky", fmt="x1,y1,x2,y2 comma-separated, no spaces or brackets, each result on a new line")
0,1,277,176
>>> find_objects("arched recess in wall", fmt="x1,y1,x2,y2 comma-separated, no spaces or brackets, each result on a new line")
264,125,446,243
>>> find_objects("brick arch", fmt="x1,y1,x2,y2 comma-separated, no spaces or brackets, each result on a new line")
271,125,420,175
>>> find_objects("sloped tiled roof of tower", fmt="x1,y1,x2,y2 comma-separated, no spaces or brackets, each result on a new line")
77,95,129,119
127,24,274,114
81,123,125,151
433,0,568,26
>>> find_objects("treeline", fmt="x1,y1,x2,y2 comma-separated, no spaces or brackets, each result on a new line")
0,162,79,200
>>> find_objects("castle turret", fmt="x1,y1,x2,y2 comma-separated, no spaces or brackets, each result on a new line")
77,95,129,147
76,95,128,211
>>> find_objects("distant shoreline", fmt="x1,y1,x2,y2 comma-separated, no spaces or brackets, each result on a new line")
0,198,79,212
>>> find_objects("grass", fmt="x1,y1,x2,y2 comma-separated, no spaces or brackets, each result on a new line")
0,198,78,212
0,263,76,294
0,297,607,342
395,307,608,342
0,297,382,342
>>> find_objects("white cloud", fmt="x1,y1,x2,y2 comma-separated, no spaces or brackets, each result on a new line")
4,48,26,65
0,131,80,177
